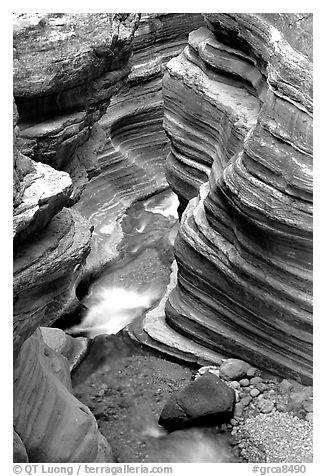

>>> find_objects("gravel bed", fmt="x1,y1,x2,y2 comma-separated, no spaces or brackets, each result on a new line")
232,411,313,463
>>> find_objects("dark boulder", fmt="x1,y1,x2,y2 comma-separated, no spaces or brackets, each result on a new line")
159,373,235,430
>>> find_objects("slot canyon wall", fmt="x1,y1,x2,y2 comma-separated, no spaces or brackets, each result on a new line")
12,12,313,464
13,13,140,462
163,14,313,384
13,13,204,462
73,13,204,271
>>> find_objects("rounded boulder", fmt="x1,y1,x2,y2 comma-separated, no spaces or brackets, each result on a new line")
159,373,235,430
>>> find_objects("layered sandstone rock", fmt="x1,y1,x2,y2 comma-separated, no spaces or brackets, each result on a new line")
14,329,112,462
13,431,28,463
74,14,204,269
163,14,313,383
14,206,91,357
13,14,141,462
14,13,140,202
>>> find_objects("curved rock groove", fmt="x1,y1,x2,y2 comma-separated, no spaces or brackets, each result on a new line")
164,14,312,384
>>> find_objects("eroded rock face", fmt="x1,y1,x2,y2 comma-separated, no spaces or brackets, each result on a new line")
164,14,313,383
14,13,140,201
14,207,92,358
74,13,204,270
14,329,113,462
13,14,142,462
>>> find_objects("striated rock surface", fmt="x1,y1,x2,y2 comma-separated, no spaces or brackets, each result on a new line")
13,99,92,359
12,14,143,462
13,159,72,244
14,207,92,358
13,430,29,463
74,14,204,269
14,329,113,462
163,14,313,383
127,260,225,366
13,100,73,245
14,13,140,202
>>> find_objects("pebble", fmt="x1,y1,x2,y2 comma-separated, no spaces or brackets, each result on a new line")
239,378,250,387
250,376,263,386
303,386,313,398
234,402,244,417
288,379,304,392
276,402,287,412
279,379,293,394
257,399,274,414
219,359,251,381
303,400,313,413
250,388,260,398
288,391,306,410
241,395,252,407
230,418,238,426
198,365,219,376
246,367,258,378
305,412,313,423
225,380,241,390
256,382,268,393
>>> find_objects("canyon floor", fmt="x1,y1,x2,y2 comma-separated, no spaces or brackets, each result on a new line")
72,334,241,463
71,331,313,463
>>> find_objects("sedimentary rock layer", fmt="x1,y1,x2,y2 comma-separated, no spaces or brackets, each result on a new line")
13,208,92,358
164,14,312,383
14,13,140,201
14,329,112,462
74,14,204,269
12,14,142,462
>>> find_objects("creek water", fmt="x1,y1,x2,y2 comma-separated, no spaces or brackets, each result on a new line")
65,186,239,463
66,188,179,337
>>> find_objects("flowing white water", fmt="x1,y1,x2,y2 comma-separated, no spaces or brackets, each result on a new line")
144,191,179,218
67,190,179,338
141,423,235,462
67,286,161,338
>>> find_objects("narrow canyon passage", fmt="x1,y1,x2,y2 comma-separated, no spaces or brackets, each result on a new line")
13,13,313,464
